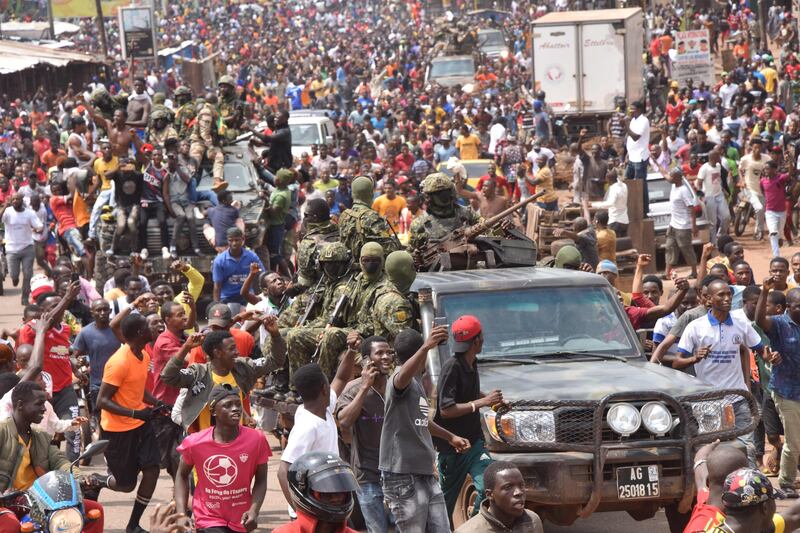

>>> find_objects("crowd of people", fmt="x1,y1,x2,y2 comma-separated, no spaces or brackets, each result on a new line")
3,0,800,531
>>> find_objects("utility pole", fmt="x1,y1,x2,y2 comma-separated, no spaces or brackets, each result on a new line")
46,0,56,40
95,0,109,57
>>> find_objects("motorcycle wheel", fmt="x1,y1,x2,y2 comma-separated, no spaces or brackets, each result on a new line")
734,203,751,236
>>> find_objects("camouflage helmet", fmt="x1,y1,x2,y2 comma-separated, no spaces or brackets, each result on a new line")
150,108,167,120
421,172,454,194
318,242,350,263
90,86,109,101
218,75,235,87
174,85,192,97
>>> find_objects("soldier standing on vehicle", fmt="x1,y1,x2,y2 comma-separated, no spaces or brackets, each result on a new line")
434,315,504,525
172,86,195,139
408,172,481,254
338,176,400,261
296,198,340,288
189,93,227,193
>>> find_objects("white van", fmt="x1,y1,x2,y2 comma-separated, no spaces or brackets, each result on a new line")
288,110,338,159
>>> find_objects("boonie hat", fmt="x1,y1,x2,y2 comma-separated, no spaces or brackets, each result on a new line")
452,315,482,352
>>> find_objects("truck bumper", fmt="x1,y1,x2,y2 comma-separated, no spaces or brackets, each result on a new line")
489,446,685,509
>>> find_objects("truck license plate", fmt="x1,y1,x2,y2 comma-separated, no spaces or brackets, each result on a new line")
616,465,660,500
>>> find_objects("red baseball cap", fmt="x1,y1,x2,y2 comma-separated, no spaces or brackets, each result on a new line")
452,315,482,352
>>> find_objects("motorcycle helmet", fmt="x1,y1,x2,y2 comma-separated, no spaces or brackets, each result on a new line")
288,452,358,523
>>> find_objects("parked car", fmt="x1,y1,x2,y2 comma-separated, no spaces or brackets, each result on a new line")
288,110,338,159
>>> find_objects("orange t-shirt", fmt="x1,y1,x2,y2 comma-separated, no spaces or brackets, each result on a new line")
186,328,255,364
73,191,90,227
100,344,151,432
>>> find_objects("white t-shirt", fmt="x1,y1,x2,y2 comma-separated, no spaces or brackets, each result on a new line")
677,312,762,392
281,389,339,464
669,184,697,230
2,208,43,253
626,114,650,163
697,162,723,198
718,83,738,109
488,123,506,155
592,181,629,225
653,312,678,348
526,146,555,171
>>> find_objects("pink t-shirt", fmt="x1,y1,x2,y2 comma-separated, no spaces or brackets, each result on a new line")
761,173,788,212
177,426,271,531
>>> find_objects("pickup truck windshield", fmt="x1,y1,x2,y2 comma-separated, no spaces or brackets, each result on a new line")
479,31,505,47
438,286,638,358
430,58,475,78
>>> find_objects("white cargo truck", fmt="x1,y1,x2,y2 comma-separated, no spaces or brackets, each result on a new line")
531,8,644,132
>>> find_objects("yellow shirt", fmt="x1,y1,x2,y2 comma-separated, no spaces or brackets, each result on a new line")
456,134,481,160
13,436,36,491
597,228,617,263
93,156,119,190
761,67,778,93
197,372,242,431
535,167,558,203
372,195,407,233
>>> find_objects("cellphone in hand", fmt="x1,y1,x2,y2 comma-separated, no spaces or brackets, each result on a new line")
71,272,80,283
433,317,449,345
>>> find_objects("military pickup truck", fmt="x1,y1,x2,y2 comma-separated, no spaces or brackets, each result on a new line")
413,267,757,530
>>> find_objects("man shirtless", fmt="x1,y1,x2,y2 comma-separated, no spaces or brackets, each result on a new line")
127,77,152,133
455,173,511,219
87,106,141,158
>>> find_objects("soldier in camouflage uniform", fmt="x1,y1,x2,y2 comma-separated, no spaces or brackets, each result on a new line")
151,92,175,124
371,250,417,341
146,108,178,149
173,86,196,138
408,172,481,253
338,176,401,261
296,198,340,288
89,86,120,122
285,242,354,386
217,75,244,143
345,242,387,338
189,93,227,192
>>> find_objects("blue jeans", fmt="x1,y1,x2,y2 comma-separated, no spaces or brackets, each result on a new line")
267,224,286,263
357,482,393,533
381,472,450,533
537,200,558,211
733,398,755,467
189,178,218,206
62,227,85,257
89,187,116,239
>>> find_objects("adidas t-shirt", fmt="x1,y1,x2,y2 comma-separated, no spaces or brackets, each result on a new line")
379,372,436,476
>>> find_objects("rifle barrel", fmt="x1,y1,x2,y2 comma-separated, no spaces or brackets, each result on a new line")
467,191,546,238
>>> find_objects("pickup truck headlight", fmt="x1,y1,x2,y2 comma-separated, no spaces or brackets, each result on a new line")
641,402,673,435
691,401,735,434
500,49,510,59
486,410,556,444
607,403,641,436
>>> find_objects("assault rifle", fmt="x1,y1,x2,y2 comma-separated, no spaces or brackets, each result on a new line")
310,292,351,363
296,276,325,327
413,191,545,270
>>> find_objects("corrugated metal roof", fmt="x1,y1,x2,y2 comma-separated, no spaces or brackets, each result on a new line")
0,40,104,75
532,7,642,24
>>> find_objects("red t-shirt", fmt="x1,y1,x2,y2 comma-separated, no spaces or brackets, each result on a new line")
684,488,725,532
187,328,255,365
624,293,655,330
150,329,186,405
667,101,685,125
49,196,77,235
18,322,73,392
176,426,271,532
